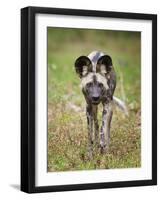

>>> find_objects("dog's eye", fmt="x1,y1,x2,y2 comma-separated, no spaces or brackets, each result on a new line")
86,82,92,88
99,83,103,88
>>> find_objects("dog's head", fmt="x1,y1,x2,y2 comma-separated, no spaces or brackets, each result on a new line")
75,52,113,105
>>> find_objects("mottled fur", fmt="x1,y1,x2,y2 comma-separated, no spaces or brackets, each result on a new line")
75,51,116,156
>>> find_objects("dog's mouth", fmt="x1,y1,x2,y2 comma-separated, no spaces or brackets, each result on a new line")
92,100,100,105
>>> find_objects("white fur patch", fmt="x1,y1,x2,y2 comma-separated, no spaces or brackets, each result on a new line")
88,51,104,60
100,64,107,74
82,65,88,76
80,73,93,89
96,73,109,90
100,64,112,74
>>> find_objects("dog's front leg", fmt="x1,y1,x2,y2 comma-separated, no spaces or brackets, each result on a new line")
92,105,99,146
86,104,93,159
100,101,113,153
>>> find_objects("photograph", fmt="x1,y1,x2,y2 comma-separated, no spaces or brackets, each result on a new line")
21,6,157,193
47,27,141,172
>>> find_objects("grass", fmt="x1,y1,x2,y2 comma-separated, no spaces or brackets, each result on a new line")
47,28,141,172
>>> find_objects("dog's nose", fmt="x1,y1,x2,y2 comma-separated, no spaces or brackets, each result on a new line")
92,96,99,102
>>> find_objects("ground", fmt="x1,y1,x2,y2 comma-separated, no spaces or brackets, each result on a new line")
47,28,141,171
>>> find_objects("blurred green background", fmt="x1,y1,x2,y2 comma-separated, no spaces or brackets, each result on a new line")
48,28,141,172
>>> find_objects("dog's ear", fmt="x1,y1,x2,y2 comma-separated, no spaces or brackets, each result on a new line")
96,55,113,74
75,56,92,78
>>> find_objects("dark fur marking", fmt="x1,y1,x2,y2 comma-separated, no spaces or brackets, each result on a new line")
87,117,89,125
92,52,102,64
100,127,103,132
100,134,104,140
103,110,107,115
95,123,99,129
86,105,92,114
75,56,92,78
93,75,97,83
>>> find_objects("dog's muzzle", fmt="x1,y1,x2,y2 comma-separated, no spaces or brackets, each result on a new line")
91,96,100,104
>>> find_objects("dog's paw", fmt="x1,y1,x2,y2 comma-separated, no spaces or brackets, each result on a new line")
87,150,93,160
100,146,105,154
100,145,109,154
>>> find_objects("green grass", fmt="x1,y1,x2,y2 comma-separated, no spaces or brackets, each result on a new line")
47,28,141,171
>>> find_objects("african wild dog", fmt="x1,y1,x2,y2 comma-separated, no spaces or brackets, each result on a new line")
75,51,127,157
